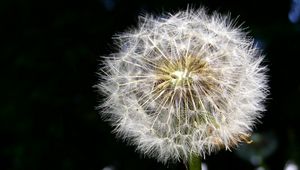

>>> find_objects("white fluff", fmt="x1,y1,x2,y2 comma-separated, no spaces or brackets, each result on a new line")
96,8,268,163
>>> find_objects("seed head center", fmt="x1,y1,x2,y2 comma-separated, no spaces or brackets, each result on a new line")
170,69,192,86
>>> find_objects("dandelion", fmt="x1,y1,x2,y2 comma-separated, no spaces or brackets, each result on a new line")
96,8,268,166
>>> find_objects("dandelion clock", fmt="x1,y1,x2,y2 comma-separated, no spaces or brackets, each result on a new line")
96,8,268,170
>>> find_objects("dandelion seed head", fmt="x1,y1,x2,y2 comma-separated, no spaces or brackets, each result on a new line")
96,8,268,163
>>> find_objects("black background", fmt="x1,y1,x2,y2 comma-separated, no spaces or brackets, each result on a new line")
1,0,300,169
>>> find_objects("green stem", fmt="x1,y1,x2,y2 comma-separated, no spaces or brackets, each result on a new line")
188,154,201,170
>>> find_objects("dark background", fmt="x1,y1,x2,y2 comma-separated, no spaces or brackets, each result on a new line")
1,0,300,169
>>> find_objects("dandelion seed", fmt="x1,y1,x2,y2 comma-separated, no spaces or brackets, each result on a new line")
96,8,268,163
